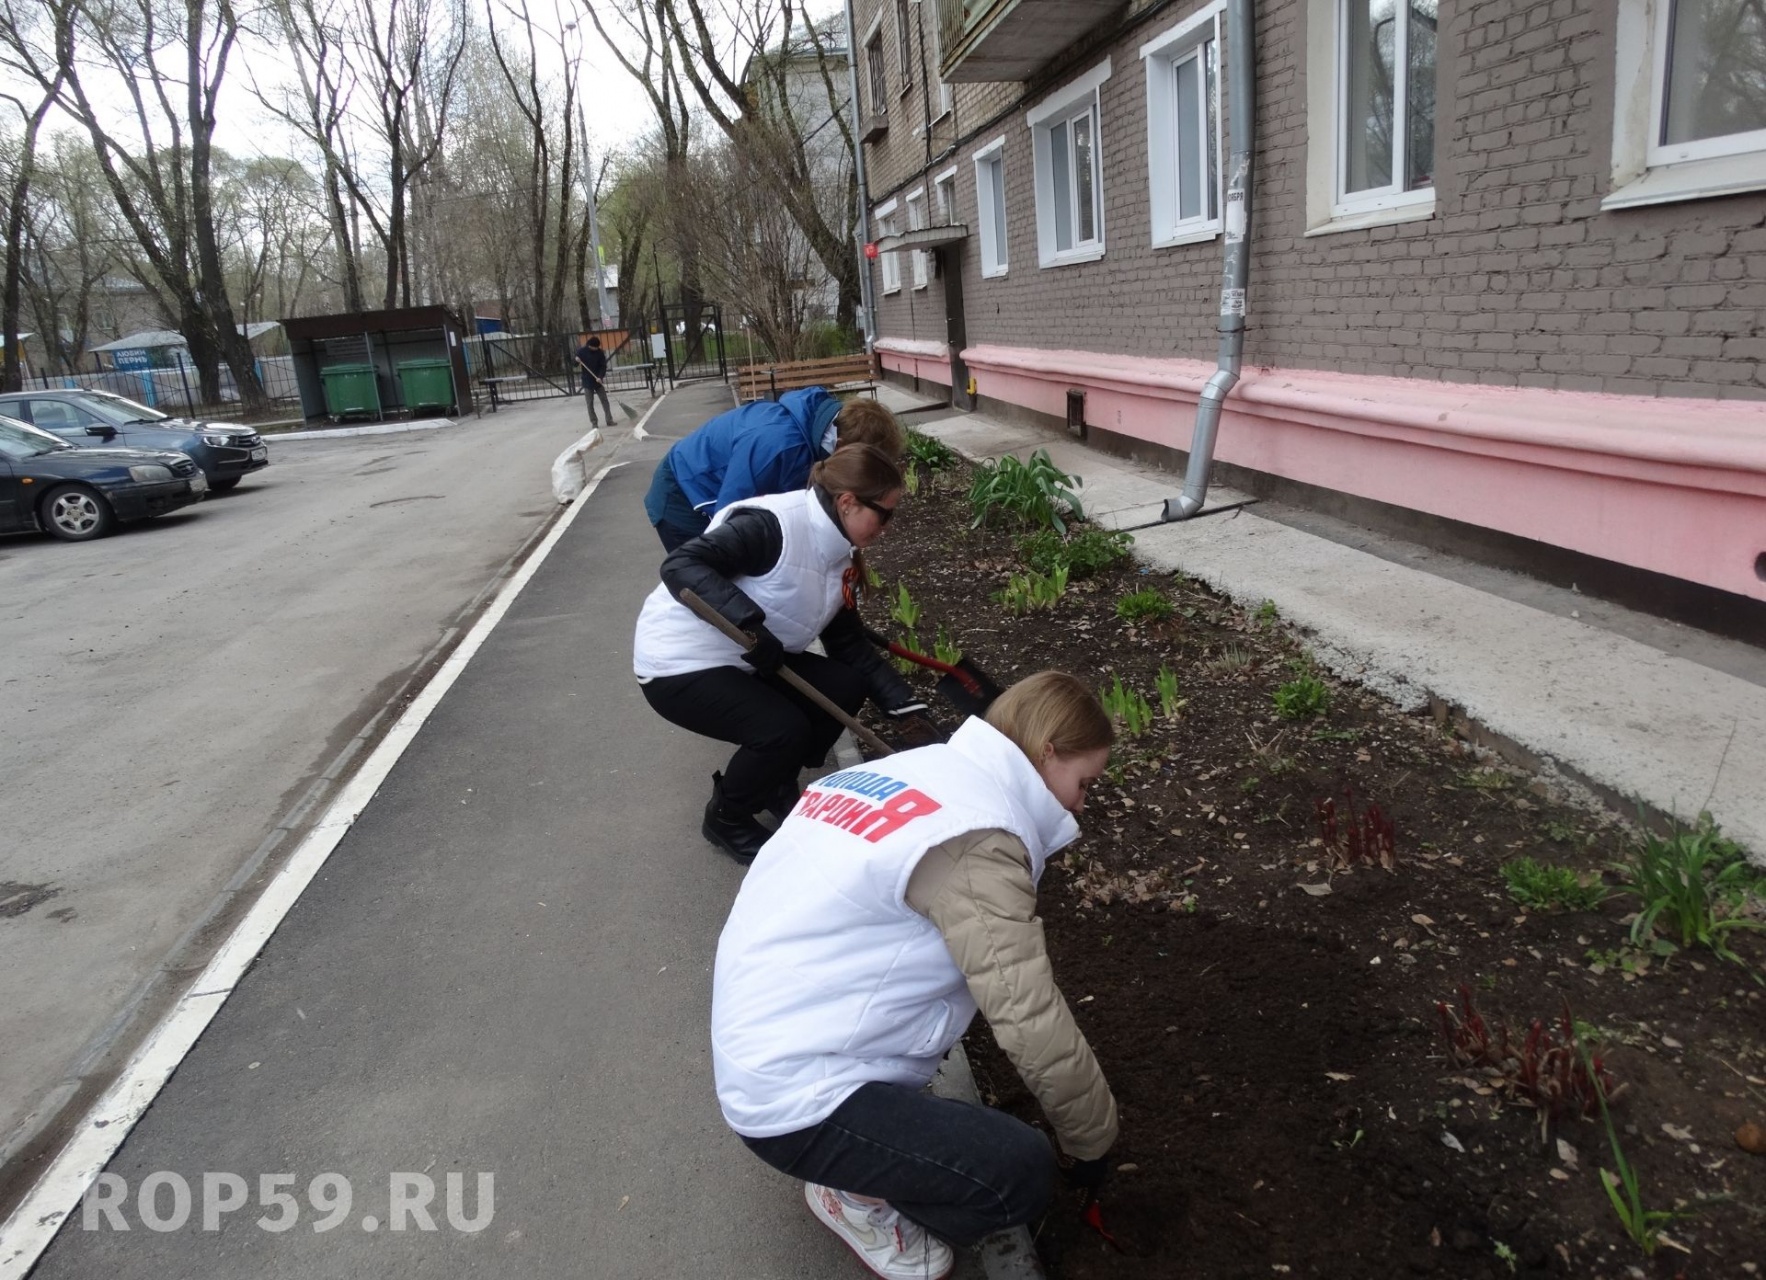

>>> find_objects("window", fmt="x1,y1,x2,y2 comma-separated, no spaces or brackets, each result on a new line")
865,29,888,118
1142,3,1224,247
1336,0,1436,214
928,4,954,119
875,199,901,293
1606,0,1766,208
1027,59,1111,267
895,0,913,95
974,137,1009,277
905,187,929,288
933,167,957,224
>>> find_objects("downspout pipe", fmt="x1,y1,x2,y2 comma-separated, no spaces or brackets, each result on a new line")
843,0,878,353
1164,0,1255,521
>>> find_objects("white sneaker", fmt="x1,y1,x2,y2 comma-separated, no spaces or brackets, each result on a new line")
803,1182,955,1280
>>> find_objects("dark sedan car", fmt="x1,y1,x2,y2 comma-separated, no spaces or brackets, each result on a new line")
0,388,269,490
0,415,207,541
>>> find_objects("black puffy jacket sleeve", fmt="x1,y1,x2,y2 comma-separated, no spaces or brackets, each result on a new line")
820,607,918,712
658,508,783,632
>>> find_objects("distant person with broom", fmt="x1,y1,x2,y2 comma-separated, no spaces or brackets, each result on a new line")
643,388,905,551
575,335,613,427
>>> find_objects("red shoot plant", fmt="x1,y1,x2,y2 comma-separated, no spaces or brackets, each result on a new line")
1315,785,1397,870
1435,985,1626,1137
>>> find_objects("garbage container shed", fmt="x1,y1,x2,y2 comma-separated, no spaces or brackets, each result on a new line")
321,362,381,419
397,358,455,414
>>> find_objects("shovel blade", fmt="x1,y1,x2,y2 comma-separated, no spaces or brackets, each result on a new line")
936,657,1003,718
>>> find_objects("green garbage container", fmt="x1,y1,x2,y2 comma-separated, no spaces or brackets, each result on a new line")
320,362,381,419
397,358,455,414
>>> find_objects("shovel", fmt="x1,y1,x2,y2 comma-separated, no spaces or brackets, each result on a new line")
679,589,895,757
861,625,1002,718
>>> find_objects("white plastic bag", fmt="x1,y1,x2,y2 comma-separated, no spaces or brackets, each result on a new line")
550,428,602,504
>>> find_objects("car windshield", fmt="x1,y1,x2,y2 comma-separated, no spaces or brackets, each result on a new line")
0,415,75,460
83,392,170,425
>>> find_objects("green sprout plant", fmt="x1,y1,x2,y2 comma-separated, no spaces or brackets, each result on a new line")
933,624,963,667
1500,858,1609,913
1016,526,1132,580
904,428,956,471
996,566,1069,615
1155,666,1186,719
1116,587,1174,624
1254,599,1278,627
890,583,921,631
1099,674,1155,737
902,462,921,495
1273,673,1331,719
1614,812,1765,965
967,449,1084,533
1580,1038,1679,1255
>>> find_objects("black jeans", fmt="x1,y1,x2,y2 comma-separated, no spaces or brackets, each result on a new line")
743,1082,1056,1247
583,380,614,425
640,652,865,811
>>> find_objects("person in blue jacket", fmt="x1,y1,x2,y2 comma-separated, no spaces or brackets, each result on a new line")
643,387,904,550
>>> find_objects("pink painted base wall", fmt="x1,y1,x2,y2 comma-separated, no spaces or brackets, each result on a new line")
878,343,1766,602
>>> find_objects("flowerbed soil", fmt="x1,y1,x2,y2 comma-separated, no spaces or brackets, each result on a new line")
863,464,1766,1280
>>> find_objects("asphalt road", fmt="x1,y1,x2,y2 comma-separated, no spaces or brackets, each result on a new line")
17,380,950,1278
0,398,617,1180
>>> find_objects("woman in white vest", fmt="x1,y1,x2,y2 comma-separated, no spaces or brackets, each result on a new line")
633,444,931,863
712,671,1119,1280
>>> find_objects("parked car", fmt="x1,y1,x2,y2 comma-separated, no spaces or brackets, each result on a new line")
0,389,269,490
0,414,207,541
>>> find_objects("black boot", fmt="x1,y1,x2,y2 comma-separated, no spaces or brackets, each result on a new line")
701,772,770,864
764,779,802,826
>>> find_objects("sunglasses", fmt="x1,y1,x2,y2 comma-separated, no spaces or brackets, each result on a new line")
858,496,898,524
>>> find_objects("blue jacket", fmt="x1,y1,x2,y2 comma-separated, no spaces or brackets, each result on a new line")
661,387,842,516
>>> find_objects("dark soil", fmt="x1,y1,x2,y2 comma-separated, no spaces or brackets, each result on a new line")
864,460,1766,1280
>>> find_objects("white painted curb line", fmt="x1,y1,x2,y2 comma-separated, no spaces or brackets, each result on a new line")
0,396,665,1279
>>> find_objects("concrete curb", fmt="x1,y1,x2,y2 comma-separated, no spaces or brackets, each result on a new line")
829,733,1046,1280
269,417,462,441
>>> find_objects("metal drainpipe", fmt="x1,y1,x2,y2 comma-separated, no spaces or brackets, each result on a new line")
843,0,878,353
1164,0,1255,521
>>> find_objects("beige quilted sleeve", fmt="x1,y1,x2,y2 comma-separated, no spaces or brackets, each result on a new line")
907,830,1119,1160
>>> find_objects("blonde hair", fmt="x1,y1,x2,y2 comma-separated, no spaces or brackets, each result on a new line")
986,671,1114,763
834,399,906,461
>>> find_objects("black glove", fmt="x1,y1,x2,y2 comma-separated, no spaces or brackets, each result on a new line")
744,625,786,675
1059,1154,1111,1194
885,702,942,747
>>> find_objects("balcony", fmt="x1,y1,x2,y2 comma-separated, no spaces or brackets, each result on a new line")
861,110,888,145
936,0,1119,83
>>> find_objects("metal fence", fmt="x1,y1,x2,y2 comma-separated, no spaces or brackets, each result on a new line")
463,327,660,410
20,356,303,421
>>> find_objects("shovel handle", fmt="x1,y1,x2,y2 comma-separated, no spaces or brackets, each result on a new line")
679,589,894,757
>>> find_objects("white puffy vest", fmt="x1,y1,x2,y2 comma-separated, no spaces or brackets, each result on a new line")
711,717,1081,1138
632,489,855,679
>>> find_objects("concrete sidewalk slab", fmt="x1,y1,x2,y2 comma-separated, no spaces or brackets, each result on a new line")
916,411,1766,863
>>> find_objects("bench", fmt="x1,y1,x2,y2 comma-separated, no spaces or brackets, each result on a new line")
481,374,529,411
733,353,877,403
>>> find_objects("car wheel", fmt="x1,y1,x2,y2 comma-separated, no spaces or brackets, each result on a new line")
209,476,241,492
40,484,117,542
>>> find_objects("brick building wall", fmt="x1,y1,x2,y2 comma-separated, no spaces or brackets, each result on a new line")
857,0,1766,402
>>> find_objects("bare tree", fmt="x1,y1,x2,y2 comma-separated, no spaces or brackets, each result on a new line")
18,131,120,374
0,0,68,390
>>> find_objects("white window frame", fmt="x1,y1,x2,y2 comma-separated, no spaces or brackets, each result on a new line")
1605,0,1766,209
973,136,1009,278
1332,0,1435,217
1142,2,1225,249
875,196,901,294
1027,58,1112,268
894,0,914,97
905,186,929,288
925,0,954,120
863,13,888,119
1303,0,1435,235
932,165,958,223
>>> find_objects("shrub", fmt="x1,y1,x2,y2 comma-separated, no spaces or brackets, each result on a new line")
1116,588,1173,623
1017,526,1133,580
968,449,1084,533
1614,812,1764,964
1500,858,1608,912
1274,673,1331,719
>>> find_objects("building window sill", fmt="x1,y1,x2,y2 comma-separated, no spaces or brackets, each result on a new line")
1305,197,1436,237
1152,224,1221,250
1601,153,1766,210
980,265,1008,279
1037,244,1107,269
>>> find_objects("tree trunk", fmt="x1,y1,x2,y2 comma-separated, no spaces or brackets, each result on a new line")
2,89,60,393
